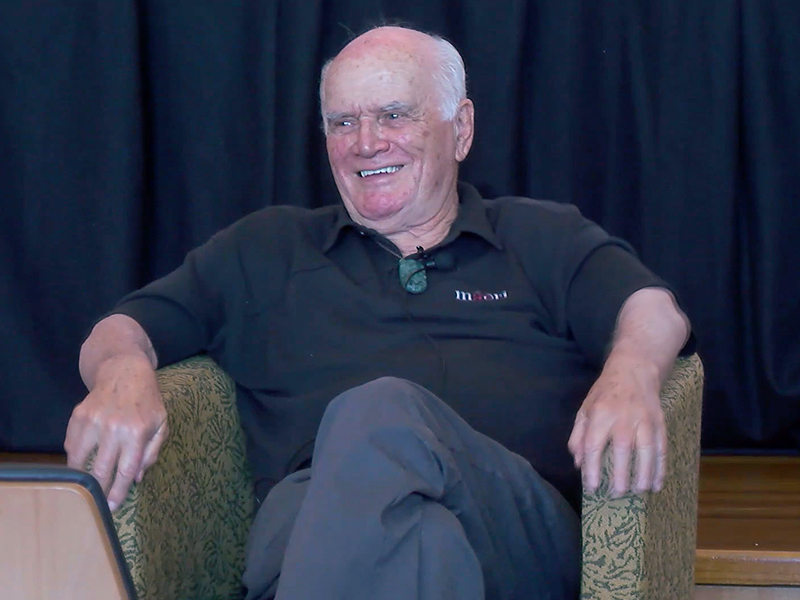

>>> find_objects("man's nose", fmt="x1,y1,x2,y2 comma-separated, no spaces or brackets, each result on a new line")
355,120,389,157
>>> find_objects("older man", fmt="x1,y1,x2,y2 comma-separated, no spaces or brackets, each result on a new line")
66,26,691,600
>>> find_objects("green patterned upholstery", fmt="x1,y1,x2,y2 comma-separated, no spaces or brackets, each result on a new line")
114,354,703,600
113,356,255,600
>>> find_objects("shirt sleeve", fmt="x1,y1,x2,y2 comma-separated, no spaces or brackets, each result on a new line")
565,244,696,367
110,232,237,367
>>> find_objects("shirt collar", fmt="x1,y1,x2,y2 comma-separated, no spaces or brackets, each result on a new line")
447,181,504,250
321,180,504,253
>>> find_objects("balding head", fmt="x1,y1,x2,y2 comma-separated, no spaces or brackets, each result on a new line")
320,27,467,128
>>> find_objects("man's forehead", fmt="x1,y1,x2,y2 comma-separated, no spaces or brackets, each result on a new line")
326,30,436,87
324,57,431,111
338,26,435,61
328,50,424,84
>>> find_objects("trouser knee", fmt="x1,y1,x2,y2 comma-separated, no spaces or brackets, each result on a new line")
313,377,454,496
320,376,432,437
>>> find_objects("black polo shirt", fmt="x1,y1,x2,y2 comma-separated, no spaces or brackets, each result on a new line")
114,182,678,510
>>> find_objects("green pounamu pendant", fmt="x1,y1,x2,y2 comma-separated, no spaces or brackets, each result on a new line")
398,258,427,293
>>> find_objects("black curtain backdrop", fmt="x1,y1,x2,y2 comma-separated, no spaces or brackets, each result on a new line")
1,1,798,452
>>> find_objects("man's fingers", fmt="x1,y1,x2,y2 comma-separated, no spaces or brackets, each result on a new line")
107,444,145,511
64,409,95,470
632,424,655,494
635,414,667,493
582,446,603,492
136,421,169,483
611,435,633,497
91,435,121,495
653,425,668,492
63,412,81,461
568,412,588,467
581,418,613,493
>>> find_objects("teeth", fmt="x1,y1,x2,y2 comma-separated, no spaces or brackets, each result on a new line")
359,165,402,177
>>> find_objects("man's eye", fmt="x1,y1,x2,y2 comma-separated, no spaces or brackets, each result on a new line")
330,119,354,132
381,112,405,124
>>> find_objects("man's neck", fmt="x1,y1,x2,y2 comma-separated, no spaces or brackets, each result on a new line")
383,197,460,257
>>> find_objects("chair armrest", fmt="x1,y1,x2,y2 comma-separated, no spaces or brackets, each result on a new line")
580,354,704,600
112,356,255,600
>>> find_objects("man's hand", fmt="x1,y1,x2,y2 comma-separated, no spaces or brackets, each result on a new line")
568,287,690,497
65,314,167,511
568,355,666,497
65,354,167,510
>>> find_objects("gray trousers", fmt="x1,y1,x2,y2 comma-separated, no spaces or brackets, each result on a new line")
243,377,580,600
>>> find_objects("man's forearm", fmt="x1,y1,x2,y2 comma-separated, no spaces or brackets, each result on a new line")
569,286,691,495
605,287,691,385
79,314,158,390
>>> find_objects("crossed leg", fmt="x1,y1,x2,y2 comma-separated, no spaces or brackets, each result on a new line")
244,377,580,600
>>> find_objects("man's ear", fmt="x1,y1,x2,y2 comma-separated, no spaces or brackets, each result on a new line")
454,99,475,163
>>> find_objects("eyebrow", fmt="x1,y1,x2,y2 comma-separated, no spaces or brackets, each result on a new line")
323,111,353,123
324,102,417,123
378,101,414,113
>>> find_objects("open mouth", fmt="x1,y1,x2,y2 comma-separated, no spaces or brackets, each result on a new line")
358,165,403,178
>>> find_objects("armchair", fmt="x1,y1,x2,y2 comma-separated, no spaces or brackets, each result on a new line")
113,354,703,600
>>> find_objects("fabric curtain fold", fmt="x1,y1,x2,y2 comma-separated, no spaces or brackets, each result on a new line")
1,0,797,451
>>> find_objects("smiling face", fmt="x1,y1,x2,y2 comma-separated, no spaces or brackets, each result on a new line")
321,28,474,241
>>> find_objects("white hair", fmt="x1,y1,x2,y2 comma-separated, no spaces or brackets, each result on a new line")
319,29,467,128
428,34,467,120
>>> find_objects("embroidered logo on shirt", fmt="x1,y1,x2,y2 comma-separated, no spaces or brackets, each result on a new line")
454,290,508,302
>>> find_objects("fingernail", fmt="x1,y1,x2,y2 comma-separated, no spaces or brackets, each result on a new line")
108,500,118,511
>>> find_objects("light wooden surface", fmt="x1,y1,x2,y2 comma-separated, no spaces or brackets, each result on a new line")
0,481,130,600
696,456,800,586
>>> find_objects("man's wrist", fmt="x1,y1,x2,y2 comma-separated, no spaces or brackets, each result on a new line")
601,348,663,393
93,352,157,390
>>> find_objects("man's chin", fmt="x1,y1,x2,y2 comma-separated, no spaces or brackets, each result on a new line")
345,194,409,226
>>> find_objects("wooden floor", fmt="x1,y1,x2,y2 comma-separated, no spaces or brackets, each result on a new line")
695,587,800,600
0,452,66,465
695,456,800,599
